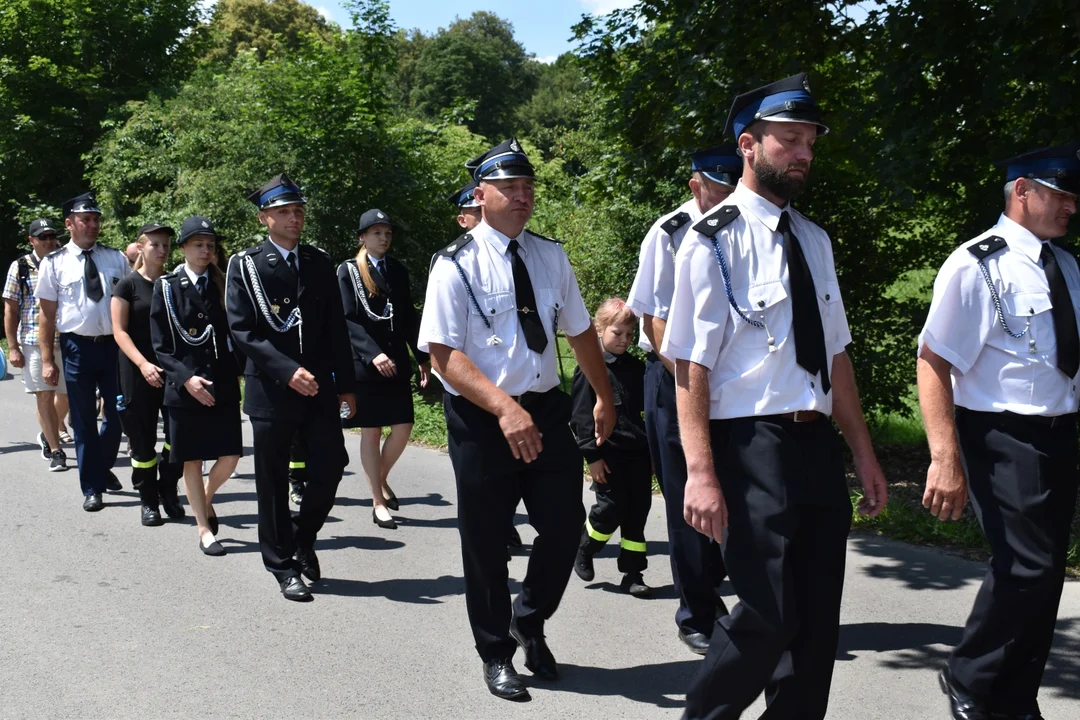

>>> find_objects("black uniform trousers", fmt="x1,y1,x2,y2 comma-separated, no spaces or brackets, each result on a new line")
116,380,181,506
645,357,727,634
444,389,584,662
684,415,851,720
249,394,348,582
289,434,308,487
579,453,652,573
949,408,1079,716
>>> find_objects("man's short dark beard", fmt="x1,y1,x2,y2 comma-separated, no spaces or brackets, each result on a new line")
752,150,808,202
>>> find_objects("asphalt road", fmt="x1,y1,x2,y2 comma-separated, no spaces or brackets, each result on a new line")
0,368,1078,719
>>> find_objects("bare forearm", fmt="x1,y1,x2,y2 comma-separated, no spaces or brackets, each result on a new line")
566,323,614,403
917,350,960,462
676,359,715,475
38,301,57,362
429,343,515,416
831,351,875,460
642,314,674,374
4,300,19,349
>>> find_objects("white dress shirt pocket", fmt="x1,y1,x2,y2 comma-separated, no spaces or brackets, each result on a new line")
57,275,83,303
999,290,1055,354
536,288,563,340
731,281,789,354
816,281,844,353
468,290,517,350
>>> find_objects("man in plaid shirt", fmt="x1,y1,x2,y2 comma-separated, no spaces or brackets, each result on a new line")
3,218,71,471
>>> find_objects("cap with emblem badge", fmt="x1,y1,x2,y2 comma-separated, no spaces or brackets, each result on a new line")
61,192,102,219
136,223,176,239
29,218,59,237
448,181,480,209
247,173,307,210
178,216,222,245
723,73,828,140
467,138,535,182
358,208,393,235
691,145,743,187
995,143,1080,197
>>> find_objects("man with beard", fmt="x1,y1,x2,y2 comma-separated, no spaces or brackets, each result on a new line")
919,145,1080,720
624,145,741,655
662,74,888,719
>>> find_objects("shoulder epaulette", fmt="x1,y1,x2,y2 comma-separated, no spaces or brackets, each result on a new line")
661,211,692,235
967,235,1008,260
430,234,474,273
235,245,264,258
299,244,330,261
526,230,561,244
45,247,65,259
692,205,741,237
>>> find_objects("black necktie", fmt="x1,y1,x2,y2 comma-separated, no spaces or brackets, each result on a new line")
376,259,390,290
196,276,208,301
778,211,830,394
507,239,548,354
286,252,299,290
1041,243,1079,378
83,249,103,302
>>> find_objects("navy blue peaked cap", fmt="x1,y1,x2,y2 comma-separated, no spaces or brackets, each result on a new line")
467,138,535,182
691,145,743,187
62,192,101,218
724,73,828,139
247,173,307,210
996,143,1080,196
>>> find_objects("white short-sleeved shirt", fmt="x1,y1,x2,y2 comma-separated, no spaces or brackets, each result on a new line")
418,220,592,396
660,181,851,419
627,198,701,352
919,214,1080,416
34,240,130,336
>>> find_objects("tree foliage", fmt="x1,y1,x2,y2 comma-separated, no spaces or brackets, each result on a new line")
201,0,337,65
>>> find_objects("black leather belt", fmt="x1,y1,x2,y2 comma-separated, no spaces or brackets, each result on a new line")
1001,410,1073,429
511,391,548,407
769,410,823,423
62,332,113,344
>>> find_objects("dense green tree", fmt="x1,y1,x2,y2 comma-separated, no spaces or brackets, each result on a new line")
407,12,539,140
517,53,589,159
201,0,337,65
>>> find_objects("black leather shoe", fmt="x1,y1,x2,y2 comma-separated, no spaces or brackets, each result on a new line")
509,623,558,680
199,539,227,556
83,493,104,512
160,491,185,519
574,548,595,582
939,669,991,720
620,572,651,597
104,471,123,493
372,507,397,529
141,505,164,527
280,576,313,602
206,507,219,535
295,545,321,582
991,714,1044,720
678,630,710,655
384,489,400,512
483,659,529,700
507,525,523,548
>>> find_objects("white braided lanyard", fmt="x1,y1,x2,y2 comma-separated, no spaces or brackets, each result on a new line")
241,254,304,354
974,259,1035,350
160,277,218,358
347,261,394,331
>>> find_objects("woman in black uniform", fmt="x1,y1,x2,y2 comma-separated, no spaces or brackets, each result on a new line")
338,209,429,529
150,216,242,556
111,224,185,526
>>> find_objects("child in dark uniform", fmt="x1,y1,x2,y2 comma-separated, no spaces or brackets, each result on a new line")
569,297,653,596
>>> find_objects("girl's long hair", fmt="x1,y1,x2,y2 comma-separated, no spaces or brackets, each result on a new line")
354,236,380,296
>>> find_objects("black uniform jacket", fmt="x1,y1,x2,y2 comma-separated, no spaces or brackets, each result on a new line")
570,351,650,464
149,269,242,410
225,240,356,419
336,256,429,384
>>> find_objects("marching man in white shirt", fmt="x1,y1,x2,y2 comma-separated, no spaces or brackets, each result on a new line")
36,192,130,511
662,74,887,720
919,144,1080,720
419,138,615,701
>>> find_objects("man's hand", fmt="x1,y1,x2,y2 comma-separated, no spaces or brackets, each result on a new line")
418,362,430,389
497,400,543,463
923,454,968,521
372,353,397,378
184,376,215,407
288,367,319,396
854,453,888,517
684,469,727,543
338,392,357,419
8,347,24,369
42,360,59,387
592,396,615,447
588,458,610,484
140,361,165,388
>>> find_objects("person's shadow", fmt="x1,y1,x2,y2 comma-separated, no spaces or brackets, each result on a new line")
542,660,698,709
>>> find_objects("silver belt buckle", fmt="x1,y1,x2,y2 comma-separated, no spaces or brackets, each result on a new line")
792,410,810,423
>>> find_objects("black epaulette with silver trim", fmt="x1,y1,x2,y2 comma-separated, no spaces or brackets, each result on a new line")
692,205,741,237
967,235,1008,260
662,211,692,235
526,230,561,244
45,247,65,259
430,233,474,273
235,244,264,259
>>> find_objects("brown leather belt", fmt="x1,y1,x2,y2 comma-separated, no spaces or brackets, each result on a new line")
773,410,822,423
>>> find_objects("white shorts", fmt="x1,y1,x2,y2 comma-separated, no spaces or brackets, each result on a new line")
22,343,67,395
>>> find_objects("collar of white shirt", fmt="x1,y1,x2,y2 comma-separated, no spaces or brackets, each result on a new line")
476,220,527,257
993,213,1047,264
183,264,208,285
731,180,792,233
268,238,298,266
66,239,97,255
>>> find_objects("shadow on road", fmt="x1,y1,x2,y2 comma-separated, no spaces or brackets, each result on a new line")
851,535,984,591
333,493,453,508
837,619,1080,700
0,442,43,456
314,574,465,604
547,660,697,708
